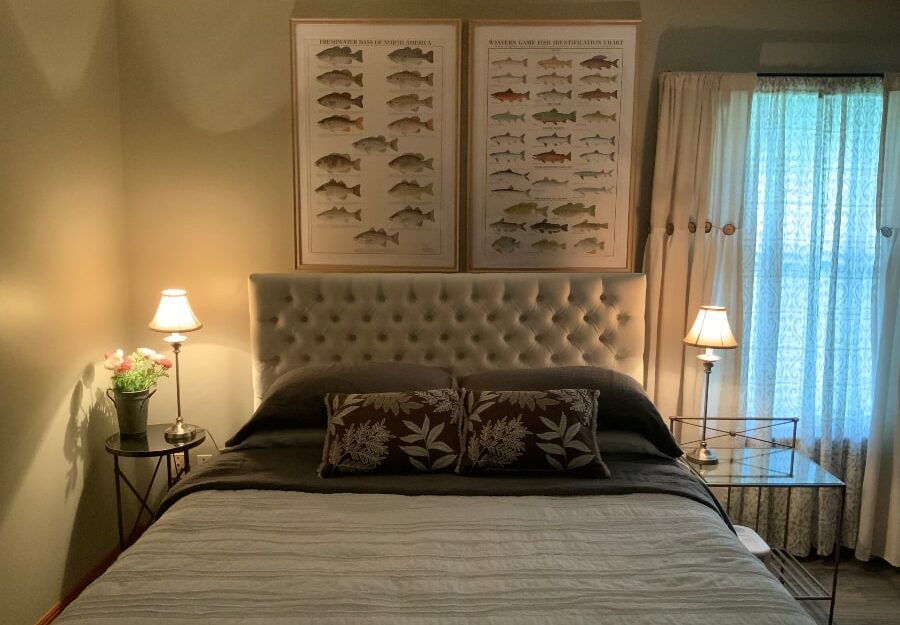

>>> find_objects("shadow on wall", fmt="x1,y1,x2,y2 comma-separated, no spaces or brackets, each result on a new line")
61,364,118,593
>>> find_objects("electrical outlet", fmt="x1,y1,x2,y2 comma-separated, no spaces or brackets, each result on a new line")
197,454,212,464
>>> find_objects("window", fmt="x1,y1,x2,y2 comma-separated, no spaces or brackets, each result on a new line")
740,77,883,445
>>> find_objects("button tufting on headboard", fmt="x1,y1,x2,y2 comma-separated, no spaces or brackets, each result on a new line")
249,273,646,405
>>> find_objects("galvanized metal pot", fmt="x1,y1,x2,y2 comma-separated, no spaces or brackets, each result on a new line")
107,388,155,438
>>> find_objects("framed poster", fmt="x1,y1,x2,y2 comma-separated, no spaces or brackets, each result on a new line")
292,19,460,270
468,21,639,271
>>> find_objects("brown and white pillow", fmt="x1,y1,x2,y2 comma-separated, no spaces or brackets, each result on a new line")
319,389,462,477
458,388,609,477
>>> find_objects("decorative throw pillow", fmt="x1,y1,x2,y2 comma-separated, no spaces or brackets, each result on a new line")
458,389,610,477
319,389,462,477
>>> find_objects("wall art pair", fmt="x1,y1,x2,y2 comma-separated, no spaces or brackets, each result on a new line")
291,19,639,271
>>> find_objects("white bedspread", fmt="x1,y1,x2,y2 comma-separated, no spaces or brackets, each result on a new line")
59,490,814,624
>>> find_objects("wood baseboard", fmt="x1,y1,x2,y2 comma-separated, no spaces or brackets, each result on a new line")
35,546,121,625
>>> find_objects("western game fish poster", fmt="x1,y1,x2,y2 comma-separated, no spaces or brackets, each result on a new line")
292,20,460,269
468,21,638,270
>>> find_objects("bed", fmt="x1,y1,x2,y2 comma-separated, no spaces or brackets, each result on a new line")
58,273,815,624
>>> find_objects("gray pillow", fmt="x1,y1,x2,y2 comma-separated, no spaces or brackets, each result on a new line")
459,366,682,458
225,363,454,447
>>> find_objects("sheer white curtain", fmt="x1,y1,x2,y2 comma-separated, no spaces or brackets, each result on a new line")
644,73,755,420
734,77,883,555
857,73,900,565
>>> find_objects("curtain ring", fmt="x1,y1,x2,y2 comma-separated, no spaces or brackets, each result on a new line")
704,221,712,233
722,224,736,236
687,221,696,233
881,226,894,238
666,223,674,235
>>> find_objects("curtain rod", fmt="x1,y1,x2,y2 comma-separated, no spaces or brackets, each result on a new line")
757,72,883,78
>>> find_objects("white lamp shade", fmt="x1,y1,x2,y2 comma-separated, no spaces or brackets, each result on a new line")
148,289,202,333
683,305,738,349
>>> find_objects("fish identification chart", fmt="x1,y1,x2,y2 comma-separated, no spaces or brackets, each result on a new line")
469,21,638,270
292,20,459,269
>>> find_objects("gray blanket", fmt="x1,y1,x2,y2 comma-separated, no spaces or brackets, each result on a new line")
160,447,731,527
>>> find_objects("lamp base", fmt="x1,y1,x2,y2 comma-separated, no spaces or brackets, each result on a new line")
164,420,197,443
686,445,719,465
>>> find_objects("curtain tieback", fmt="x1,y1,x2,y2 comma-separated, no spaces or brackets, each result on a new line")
880,226,894,238
676,220,738,235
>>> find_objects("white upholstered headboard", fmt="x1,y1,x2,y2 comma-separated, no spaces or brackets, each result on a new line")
249,273,646,404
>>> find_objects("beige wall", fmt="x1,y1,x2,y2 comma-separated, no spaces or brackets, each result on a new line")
0,1,129,623
2,1,900,623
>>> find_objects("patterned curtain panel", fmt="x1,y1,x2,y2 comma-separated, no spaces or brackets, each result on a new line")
857,73,900,566
733,76,884,556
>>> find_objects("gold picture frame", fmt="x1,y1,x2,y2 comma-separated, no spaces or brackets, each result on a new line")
467,20,640,271
291,19,461,270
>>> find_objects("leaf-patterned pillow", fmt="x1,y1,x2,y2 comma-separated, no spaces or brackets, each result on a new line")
318,389,462,477
458,389,610,477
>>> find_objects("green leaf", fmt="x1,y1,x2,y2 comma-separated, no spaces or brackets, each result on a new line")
400,445,429,458
539,416,558,432
409,457,429,472
566,440,592,453
537,442,565,456
430,441,454,453
403,420,423,436
426,422,444,445
536,431,558,441
566,454,595,469
399,433,422,443
564,422,581,444
545,455,564,471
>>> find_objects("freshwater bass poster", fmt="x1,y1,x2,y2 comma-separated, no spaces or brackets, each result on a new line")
292,20,460,269
469,21,638,270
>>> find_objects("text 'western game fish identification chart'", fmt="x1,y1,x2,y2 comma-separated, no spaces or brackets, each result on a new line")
469,21,637,270
292,20,459,269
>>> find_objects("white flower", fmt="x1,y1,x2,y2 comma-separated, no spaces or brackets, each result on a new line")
137,347,156,357
104,356,123,371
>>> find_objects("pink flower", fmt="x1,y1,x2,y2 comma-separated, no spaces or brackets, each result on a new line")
103,357,122,371
104,349,124,360
117,361,133,372
158,358,173,370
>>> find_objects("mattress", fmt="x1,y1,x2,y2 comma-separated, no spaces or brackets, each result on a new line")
58,454,814,625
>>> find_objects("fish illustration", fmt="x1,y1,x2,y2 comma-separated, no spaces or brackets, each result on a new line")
537,56,572,69
581,150,616,162
579,88,618,101
580,73,619,85
533,150,571,164
387,94,433,112
490,218,527,232
316,46,363,65
352,135,399,153
491,57,528,68
490,150,526,162
491,111,526,123
490,132,526,145
317,115,364,132
316,207,362,223
491,236,521,253
584,110,617,123
575,186,614,195
504,202,548,217
316,69,363,87
536,73,572,85
536,132,572,147
314,153,361,173
552,202,596,217
532,177,568,190
388,180,434,199
388,116,434,134
491,73,527,84
580,54,619,70
389,206,435,227
530,219,569,234
386,70,434,88
572,221,609,232
315,179,361,199
580,134,616,147
574,236,606,253
317,92,364,110
490,186,531,199
354,227,400,246
575,169,614,179
388,153,434,173
387,47,434,65
532,239,566,251
489,168,530,183
537,89,572,103
491,88,530,102
532,109,576,125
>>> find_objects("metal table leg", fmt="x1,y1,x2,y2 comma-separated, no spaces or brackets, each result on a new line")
828,485,845,625
113,455,124,549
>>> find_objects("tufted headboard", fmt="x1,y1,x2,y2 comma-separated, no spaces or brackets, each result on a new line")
249,273,646,405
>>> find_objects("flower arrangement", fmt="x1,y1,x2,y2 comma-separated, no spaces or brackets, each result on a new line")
104,348,172,393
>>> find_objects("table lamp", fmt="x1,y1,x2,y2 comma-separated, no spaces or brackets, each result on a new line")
149,289,202,442
682,305,738,465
